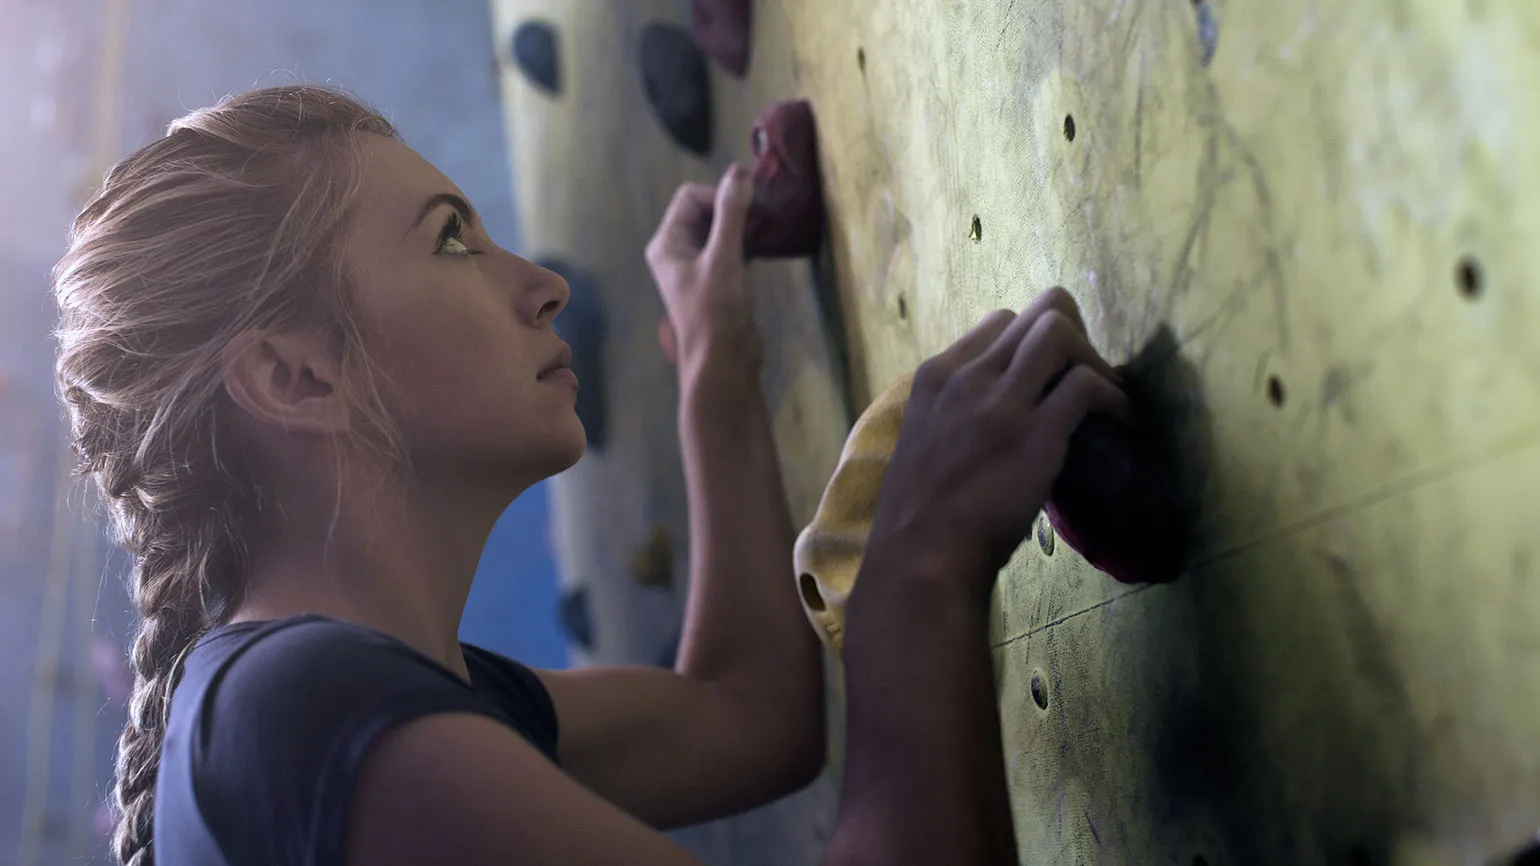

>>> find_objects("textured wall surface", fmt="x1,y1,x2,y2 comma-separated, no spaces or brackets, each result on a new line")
492,0,1540,864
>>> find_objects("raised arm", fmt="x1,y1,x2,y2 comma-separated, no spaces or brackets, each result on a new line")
532,165,825,828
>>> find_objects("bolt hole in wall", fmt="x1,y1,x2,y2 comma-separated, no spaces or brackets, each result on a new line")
1457,255,1483,300
857,46,866,72
970,214,983,243
1267,375,1286,407
896,293,908,320
1063,113,1076,142
1030,671,1049,710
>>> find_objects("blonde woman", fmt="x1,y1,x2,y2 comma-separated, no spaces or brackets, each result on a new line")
54,85,1125,866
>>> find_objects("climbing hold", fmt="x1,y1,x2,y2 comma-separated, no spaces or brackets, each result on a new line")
793,371,916,651
631,525,673,589
639,22,714,156
745,99,825,259
538,258,608,450
793,368,1187,653
1509,839,1540,866
558,586,594,650
690,0,753,78
655,630,682,669
1045,413,1188,585
511,21,560,95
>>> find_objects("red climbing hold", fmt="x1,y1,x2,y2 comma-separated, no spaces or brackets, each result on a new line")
745,99,825,260
691,0,753,78
1045,413,1189,584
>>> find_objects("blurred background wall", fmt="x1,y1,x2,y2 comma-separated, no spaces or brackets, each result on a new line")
0,1,568,862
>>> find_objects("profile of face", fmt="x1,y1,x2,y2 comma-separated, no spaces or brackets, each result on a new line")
225,134,584,505
343,136,586,488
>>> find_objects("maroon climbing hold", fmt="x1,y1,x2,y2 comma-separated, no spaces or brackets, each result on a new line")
691,0,753,78
1045,413,1188,584
744,99,825,259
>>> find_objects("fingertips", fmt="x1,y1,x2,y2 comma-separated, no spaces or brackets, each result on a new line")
705,164,754,256
1038,365,1132,441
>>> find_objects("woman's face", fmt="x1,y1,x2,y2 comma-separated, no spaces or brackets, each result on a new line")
342,135,584,489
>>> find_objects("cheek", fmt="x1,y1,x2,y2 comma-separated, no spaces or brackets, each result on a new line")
365,289,527,424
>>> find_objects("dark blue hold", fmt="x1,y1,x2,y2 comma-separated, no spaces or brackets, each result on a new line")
1510,840,1540,866
638,22,713,156
558,586,594,650
655,630,681,670
537,258,608,450
512,20,560,95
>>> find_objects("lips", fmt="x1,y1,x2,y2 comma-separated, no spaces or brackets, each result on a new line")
538,343,574,379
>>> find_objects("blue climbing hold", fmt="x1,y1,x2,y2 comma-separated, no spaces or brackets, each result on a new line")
537,258,608,450
512,20,560,95
639,22,714,156
558,586,594,650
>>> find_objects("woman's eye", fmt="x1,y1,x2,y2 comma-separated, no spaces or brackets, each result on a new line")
436,212,478,256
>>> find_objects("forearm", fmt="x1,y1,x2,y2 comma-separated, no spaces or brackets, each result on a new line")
827,571,1017,866
672,357,825,762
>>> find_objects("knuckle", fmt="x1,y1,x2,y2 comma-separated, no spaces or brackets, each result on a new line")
913,358,953,394
984,308,1016,327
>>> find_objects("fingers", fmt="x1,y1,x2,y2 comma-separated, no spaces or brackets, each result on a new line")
645,183,716,263
1005,310,1122,400
705,164,754,260
931,309,1017,371
1027,286,1089,336
973,286,1087,371
1035,364,1132,443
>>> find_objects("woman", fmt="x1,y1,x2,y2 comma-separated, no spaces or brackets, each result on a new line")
54,85,1126,866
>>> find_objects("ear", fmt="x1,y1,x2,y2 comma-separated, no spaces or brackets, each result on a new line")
222,328,350,435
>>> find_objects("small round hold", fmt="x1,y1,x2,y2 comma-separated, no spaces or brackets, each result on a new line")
655,630,682,669
538,258,608,449
511,21,560,95
639,22,714,156
558,586,594,650
1030,671,1049,710
1037,515,1055,555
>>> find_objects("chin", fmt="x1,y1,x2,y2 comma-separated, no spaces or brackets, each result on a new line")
546,416,588,474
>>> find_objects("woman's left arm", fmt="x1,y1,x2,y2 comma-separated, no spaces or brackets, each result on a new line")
534,167,825,829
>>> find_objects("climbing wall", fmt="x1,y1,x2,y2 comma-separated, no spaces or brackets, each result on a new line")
491,0,1540,863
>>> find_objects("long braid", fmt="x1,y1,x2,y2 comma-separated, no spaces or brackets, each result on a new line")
52,84,403,865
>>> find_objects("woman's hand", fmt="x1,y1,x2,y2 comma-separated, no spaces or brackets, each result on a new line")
645,166,761,393
860,288,1130,607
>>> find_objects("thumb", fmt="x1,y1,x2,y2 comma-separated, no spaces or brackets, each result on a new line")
705,164,754,260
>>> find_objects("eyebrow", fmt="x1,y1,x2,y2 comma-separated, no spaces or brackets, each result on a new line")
404,192,478,238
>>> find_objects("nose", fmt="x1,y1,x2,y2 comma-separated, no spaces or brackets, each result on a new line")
517,257,570,327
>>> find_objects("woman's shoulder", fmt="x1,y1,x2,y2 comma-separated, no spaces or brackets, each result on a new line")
176,614,485,749
160,615,498,865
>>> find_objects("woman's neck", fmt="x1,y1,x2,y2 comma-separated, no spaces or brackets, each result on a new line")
231,470,511,680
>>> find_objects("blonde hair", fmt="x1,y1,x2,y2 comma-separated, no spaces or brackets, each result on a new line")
52,84,404,865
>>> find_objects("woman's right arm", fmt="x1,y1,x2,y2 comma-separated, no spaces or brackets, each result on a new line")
345,289,1124,866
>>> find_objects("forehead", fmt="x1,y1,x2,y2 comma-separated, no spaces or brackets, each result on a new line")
348,135,464,240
